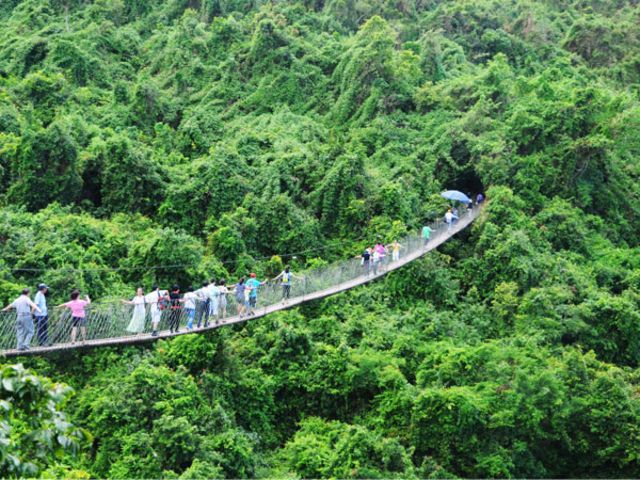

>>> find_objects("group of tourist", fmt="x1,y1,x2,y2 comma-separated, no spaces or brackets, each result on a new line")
1,197,485,351
359,222,435,276
1,266,300,350
2,284,90,350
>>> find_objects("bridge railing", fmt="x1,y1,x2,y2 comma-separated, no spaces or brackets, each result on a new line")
0,206,479,351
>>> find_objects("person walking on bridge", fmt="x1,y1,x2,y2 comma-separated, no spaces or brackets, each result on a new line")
2,288,41,351
233,277,248,319
145,285,167,337
123,287,146,334
208,279,220,323
34,283,49,346
217,280,229,320
168,285,182,333
58,290,90,345
273,266,302,304
361,247,372,275
182,286,198,330
390,240,402,262
422,224,433,246
375,242,386,268
445,209,454,231
195,281,210,328
246,273,266,316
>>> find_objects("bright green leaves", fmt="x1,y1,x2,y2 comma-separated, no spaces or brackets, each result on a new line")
330,16,421,124
8,119,82,211
0,363,89,478
280,417,415,479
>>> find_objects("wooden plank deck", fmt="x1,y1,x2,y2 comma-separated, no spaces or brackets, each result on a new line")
2,208,481,358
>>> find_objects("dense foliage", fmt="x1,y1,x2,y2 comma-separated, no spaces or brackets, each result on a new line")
0,0,639,477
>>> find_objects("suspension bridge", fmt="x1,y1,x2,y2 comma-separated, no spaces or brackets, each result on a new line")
1,206,482,357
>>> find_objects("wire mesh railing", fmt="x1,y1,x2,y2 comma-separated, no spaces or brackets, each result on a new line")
0,205,481,355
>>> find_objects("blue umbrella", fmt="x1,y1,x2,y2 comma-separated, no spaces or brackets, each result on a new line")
441,190,472,204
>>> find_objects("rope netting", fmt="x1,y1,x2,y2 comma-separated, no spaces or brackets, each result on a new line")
0,206,481,355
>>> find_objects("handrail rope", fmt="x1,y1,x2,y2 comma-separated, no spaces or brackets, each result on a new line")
0,206,482,354
5,220,441,274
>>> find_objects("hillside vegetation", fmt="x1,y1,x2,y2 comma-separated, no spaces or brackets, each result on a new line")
0,0,639,478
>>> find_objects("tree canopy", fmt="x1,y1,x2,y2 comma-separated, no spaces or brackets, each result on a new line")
0,0,639,477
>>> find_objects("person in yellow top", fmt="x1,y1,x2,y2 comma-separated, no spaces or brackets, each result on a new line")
391,240,402,262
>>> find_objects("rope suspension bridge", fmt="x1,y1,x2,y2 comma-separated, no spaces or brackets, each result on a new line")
1,206,482,357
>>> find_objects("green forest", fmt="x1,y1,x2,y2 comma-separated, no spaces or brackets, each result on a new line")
0,0,640,477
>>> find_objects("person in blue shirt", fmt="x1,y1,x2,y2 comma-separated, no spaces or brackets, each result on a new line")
273,266,303,304
34,283,49,346
246,273,266,316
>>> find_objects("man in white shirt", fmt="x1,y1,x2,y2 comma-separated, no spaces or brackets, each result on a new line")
2,288,42,351
144,285,167,337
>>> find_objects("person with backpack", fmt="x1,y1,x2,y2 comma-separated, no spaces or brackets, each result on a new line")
145,285,167,337
167,285,182,333
273,266,301,304
123,287,146,334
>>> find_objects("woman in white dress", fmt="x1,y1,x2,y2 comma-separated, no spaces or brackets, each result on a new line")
123,287,146,334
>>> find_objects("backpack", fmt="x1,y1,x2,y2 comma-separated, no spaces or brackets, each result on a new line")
158,291,169,311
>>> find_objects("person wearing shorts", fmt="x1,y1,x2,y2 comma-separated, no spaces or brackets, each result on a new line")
57,290,91,344
246,273,265,316
233,277,247,318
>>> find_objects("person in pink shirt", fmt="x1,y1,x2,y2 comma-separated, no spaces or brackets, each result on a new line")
57,290,91,344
